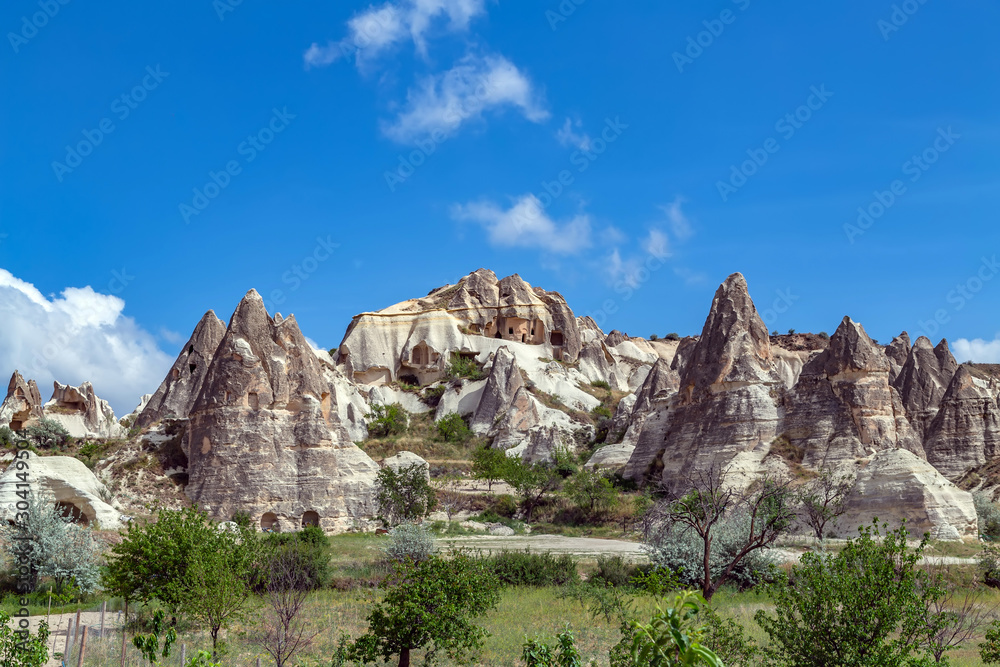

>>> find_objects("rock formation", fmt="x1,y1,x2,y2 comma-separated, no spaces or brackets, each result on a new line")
470,346,525,435
43,381,124,439
184,290,379,533
338,269,582,385
0,371,44,430
137,311,227,428
923,366,1000,480
0,452,125,529
893,337,958,438
382,451,430,481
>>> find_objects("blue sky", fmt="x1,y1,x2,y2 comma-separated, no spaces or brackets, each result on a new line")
1,0,998,413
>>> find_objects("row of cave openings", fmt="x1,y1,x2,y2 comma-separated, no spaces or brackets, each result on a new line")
260,510,319,532
407,317,565,369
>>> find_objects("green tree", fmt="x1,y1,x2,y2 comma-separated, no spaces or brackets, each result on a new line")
471,446,510,494
349,553,501,667
501,457,563,523
982,621,1000,664
797,468,856,541
629,591,725,667
974,492,1000,540
375,463,437,527
436,412,473,443
564,468,618,516
23,418,70,448
756,520,944,667
366,402,408,437
0,611,50,667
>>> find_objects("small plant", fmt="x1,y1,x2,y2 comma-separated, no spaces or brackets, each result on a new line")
770,330,779,336
185,651,222,667
665,333,681,341
649,334,659,341
446,353,484,380
486,550,579,587
975,492,1000,540
591,404,613,420
590,380,612,391
366,403,408,438
818,331,830,340
522,628,583,667
0,610,50,666
423,385,446,406
436,412,473,443
133,609,178,666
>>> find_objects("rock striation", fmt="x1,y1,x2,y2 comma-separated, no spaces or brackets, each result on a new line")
184,290,379,533
137,311,227,428
0,371,44,431
923,366,1000,480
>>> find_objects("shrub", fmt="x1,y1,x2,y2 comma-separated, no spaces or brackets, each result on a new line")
381,523,435,563
818,331,830,340
649,334,659,341
0,426,14,448
365,403,408,438
446,353,484,381
262,528,331,590
591,404,613,420
423,385,446,407
485,550,579,587
564,468,618,516
787,328,796,335
590,380,612,391
23,419,69,448
0,610,50,666
665,333,681,341
374,464,437,527
645,513,777,592
591,555,635,588
975,492,1000,539
436,412,473,443
492,494,518,518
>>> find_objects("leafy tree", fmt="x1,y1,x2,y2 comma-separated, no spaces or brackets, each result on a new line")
0,611,50,667
366,403,408,437
649,472,794,601
375,463,437,527
132,609,178,666
501,457,563,523
436,412,472,443
797,468,856,541
982,621,1000,664
629,591,725,667
564,468,618,516
472,446,511,494
23,418,69,448
974,492,1000,540
0,491,101,594
756,520,945,667
349,552,501,667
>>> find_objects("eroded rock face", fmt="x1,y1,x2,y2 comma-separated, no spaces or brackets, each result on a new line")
924,366,1000,480
843,448,978,540
886,332,912,383
893,337,958,439
0,371,44,431
470,347,524,435
0,452,124,529
44,381,123,439
137,311,226,428
184,290,379,533
338,269,581,385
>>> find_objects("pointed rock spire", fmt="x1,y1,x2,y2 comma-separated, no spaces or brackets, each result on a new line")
0,371,44,430
924,365,1000,480
893,335,958,417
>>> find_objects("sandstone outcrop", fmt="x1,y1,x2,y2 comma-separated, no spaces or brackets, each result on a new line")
0,452,124,529
382,451,430,481
843,448,977,540
893,337,958,438
0,371,44,430
470,346,524,435
184,290,379,533
337,269,581,385
137,311,227,428
923,366,1000,480
43,381,124,439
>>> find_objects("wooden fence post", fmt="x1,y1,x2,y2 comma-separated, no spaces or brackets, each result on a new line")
63,617,74,663
180,643,186,665
100,601,107,637
76,626,88,667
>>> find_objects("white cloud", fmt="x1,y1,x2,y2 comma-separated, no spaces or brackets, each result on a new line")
0,269,172,415
452,194,591,255
382,54,548,144
660,196,693,240
642,229,671,260
304,0,486,69
952,336,1000,363
555,118,590,151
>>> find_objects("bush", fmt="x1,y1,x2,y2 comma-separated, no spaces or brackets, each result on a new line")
645,513,776,592
0,426,14,448
484,550,579,587
423,385,446,407
975,492,1000,539
446,353,484,381
374,464,437,527
492,494,518,518
365,403,408,438
590,555,636,588
0,610,50,666
381,523,435,563
436,412,473,443
649,334,659,341
23,419,69,448
261,527,331,590
591,404,613,420
665,333,681,341
590,380,612,391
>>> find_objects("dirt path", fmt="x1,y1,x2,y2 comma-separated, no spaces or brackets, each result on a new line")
440,534,649,561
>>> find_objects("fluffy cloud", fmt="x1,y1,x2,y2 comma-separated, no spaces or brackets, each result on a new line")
0,269,172,415
382,54,548,144
452,194,591,255
304,0,486,69
952,336,1000,363
555,118,590,151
